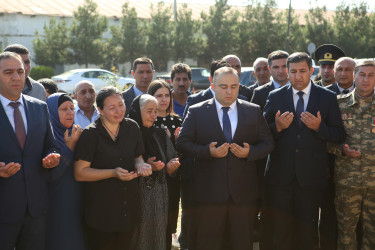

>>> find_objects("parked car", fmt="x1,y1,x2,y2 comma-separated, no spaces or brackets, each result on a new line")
52,69,135,94
239,67,257,87
311,66,320,81
190,67,211,90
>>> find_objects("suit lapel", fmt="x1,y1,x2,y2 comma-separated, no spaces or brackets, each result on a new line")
0,101,21,148
306,83,318,114
232,100,243,142
207,98,226,141
285,85,300,127
23,96,33,150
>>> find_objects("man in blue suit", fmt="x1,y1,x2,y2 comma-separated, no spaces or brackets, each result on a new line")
263,52,345,250
0,52,60,250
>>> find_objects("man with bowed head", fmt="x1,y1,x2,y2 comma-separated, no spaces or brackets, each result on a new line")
0,52,60,249
177,66,274,250
263,52,345,250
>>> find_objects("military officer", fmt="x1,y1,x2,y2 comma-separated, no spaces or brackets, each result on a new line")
328,60,375,250
314,44,345,87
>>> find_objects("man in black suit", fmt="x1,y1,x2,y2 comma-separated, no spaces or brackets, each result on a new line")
0,52,60,249
248,57,271,100
326,57,355,95
250,50,289,250
263,52,345,250
122,57,155,116
251,50,289,110
223,54,253,100
177,67,274,250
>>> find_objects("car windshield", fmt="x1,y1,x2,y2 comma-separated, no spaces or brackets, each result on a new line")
58,70,78,77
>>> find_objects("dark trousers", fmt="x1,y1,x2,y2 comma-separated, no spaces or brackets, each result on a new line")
268,179,323,250
85,224,133,250
0,210,47,250
190,201,256,250
256,157,274,250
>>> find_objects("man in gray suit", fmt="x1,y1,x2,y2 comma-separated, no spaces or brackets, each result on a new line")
122,57,155,116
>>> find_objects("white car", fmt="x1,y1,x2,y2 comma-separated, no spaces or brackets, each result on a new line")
52,69,135,94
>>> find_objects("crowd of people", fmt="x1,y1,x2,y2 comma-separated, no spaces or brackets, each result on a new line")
0,42,375,250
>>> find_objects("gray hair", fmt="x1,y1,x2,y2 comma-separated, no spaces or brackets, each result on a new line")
222,55,241,65
139,94,158,110
75,80,95,93
253,57,268,68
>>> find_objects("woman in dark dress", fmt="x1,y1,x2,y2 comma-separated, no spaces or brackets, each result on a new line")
45,93,88,250
128,94,180,250
148,80,182,249
74,86,152,250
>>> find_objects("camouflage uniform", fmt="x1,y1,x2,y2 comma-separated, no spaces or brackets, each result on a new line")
328,91,375,250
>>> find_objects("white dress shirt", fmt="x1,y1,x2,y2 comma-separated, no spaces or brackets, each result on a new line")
74,105,99,129
214,99,238,139
0,93,28,133
292,81,312,112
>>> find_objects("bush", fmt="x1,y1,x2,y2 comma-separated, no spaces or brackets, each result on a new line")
29,66,55,80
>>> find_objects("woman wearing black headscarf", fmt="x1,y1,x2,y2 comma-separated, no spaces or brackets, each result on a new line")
45,93,88,250
128,94,180,250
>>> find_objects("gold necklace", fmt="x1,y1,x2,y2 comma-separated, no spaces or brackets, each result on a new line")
102,119,120,141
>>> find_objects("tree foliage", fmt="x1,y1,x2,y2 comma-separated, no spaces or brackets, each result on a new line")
32,18,69,67
32,0,375,70
145,2,173,71
70,0,108,68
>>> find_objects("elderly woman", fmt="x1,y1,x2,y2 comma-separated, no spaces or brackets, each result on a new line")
74,86,151,250
128,94,180,250
147,80,182,248
45,93,88,250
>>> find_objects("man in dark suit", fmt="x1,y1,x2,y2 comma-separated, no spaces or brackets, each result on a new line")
263,52,345,250
177,67,274,250
223,54,253,100
4,44,47,101
326,57,355,95
250,50,289,250
0,52,60,249
251,50,289,110
247,57,271,100
122,57,155,116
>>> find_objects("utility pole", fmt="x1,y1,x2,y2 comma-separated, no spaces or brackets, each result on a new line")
286,0,291,53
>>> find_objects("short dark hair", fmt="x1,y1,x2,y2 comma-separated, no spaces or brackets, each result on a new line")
147,79,176,115
287,52,313,69
4,44,30,55
268,50,289,66
171,63,192,81
132,57,154,72
354,60,375,75
38,78,58,95
0,52,23,64
96,86,123,110
210,60,231,78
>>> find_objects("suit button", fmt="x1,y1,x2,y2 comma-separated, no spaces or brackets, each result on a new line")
124,213,127,217
297,135,301,138
124,201,127,204
296,149,299,153
124,187,127,191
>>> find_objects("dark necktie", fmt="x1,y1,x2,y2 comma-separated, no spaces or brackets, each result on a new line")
222,107,232,143
296,91,304,126
342,89,349,94
9,102,26,149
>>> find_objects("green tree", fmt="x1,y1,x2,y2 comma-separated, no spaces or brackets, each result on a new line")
172,4,200,62
303,6,335,49
198,0,239,66
70,0,108,68
332,2,372,58
283,8,305,53
110,2,146,64
238,0,284,63
32,18,69,67
145,2,173,71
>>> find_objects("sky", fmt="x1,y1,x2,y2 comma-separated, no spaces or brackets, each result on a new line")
164,0,375,11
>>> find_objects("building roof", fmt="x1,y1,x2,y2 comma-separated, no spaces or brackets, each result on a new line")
0,0,335,24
